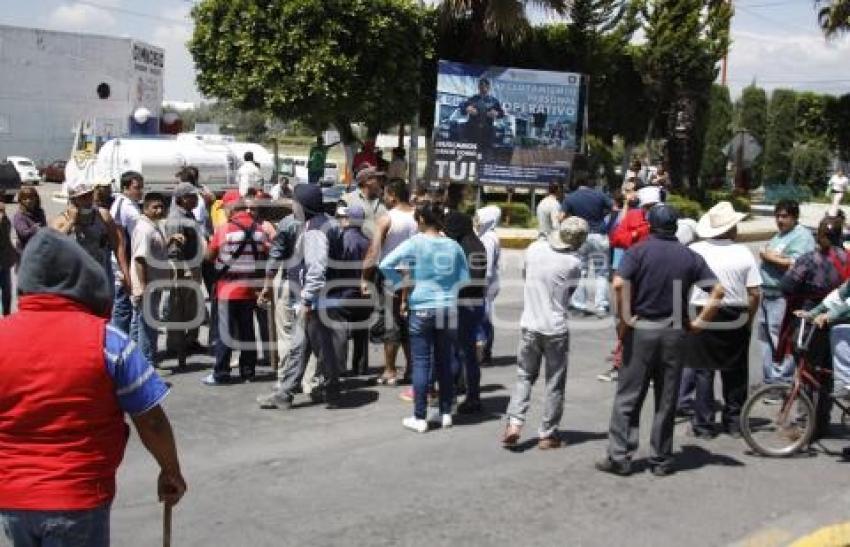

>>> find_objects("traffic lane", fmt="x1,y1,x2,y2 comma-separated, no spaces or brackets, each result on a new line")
110,249,850,547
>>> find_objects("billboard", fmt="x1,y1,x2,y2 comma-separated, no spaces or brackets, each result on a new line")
431,60,585,187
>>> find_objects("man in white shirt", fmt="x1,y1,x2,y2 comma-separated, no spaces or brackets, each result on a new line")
502,217,585,450
109,171,143,333
829,167,848,216
687,201,762,438
237,151,263,197
535,181,563,238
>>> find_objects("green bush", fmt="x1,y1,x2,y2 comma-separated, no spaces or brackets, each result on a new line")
790,140,832,191
666,193,703,220
704,190,751,213
463,201,533,228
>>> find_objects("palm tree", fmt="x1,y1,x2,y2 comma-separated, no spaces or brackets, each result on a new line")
817,0,850,36
438,0,568,55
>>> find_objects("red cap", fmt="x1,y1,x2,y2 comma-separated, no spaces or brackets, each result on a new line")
222,189,241,206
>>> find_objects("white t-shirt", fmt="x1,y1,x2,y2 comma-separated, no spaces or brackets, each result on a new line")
520,240,582,335
689,239,762,307
536,195,561,237
830,174,849,193
237,162,262,196
130,216,169,299
109,194,141,285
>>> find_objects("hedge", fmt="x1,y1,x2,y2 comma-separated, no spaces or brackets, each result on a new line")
666,194,703,220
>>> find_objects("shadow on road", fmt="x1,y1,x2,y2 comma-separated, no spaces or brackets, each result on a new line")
453,395,511,427
334,389,380,409
675,444,745,472
486,356,518,368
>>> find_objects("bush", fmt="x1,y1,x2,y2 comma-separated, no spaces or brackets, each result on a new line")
763,183,812,205
790,140,832,191
666,193,703,220
704,190,751,213
463,201,533,228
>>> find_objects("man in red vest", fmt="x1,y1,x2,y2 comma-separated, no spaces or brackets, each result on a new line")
0,229,186,546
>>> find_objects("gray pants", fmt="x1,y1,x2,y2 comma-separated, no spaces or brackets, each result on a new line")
607,326,684,466
506,329,570,438
276,307,347,397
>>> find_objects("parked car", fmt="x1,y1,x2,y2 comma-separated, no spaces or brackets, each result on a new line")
5,156,40,185
0,161,21,202
39,160,66,183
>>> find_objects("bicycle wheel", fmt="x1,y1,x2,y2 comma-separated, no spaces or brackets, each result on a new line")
740,384,815,457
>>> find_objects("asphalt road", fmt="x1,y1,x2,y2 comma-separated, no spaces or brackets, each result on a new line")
19,185,850,546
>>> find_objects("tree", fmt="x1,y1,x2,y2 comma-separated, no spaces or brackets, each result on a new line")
818,0,850,36
437,0,567,60
734,84,768,187
639,0,732,190
699,84,733,187
791,139,832,190
763,89,797,184
795,91,835,145
826,93,850,161
190,0,433,171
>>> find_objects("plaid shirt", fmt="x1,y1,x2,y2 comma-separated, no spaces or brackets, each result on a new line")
781,247,848,310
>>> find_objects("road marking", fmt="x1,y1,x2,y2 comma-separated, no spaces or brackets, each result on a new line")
790,522,850,547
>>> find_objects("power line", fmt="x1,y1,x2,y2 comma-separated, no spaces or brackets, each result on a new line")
74,0,189,25
735,4,816,33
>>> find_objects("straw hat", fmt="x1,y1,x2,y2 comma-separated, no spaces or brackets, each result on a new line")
696,201,746,239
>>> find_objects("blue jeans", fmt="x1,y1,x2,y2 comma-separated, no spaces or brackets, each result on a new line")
110,284,132,334
131,291,161,367
409,308,457,419
0,267,11,316
0,503,110,547
454,304,485,402
570,233,610,312
758,294,795,384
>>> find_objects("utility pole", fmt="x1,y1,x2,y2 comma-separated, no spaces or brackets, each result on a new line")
721,0,733,86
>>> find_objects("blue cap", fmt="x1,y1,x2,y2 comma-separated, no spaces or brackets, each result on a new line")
648,204,679,234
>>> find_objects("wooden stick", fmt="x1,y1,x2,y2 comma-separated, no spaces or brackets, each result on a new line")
163,503,172,547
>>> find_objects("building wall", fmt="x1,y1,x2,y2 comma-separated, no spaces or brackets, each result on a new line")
0,25,162,164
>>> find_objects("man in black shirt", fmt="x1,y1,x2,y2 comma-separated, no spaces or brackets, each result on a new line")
596,204,724,477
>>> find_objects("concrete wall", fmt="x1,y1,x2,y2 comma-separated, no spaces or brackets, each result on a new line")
0,25,162,164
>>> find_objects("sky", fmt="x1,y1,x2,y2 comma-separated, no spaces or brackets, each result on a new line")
1,0,849,103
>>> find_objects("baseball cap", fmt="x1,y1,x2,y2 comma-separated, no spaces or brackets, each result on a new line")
548,216,588,251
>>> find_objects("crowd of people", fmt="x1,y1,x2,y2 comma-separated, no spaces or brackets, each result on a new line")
4,148,850,543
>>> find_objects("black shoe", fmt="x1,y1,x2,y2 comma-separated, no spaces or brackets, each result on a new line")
187,341,205,355
324,385,341,409
690,426,717,440
595,457,632,476
723,422,742,438
675,407,694,418
649,463,675,477
841,446,850,461
458,400,483,414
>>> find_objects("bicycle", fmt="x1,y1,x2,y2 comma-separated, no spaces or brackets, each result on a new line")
741,317,850,457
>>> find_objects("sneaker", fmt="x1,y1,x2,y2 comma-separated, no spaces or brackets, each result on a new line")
458,399,483,415
441,414,453,428
594,457,632,476
403,416,428,433
690,426,717,440
649,463,675,477
201,373,231,386
597,367,618,382
538,435,562,450
257,392,293,410
399,387,414,402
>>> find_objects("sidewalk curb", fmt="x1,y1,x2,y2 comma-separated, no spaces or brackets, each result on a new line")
498,228,779,250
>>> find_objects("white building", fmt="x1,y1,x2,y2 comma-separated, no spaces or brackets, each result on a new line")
0,24,163,163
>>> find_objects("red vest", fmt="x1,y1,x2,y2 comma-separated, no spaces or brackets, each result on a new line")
0,294,129,510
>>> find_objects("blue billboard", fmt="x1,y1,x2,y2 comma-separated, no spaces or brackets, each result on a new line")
431,60,585,187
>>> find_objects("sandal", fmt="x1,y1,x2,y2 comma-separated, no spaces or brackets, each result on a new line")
376,372,398,386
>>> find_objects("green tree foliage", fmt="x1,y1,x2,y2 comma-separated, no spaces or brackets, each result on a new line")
795,92,835,145
826,94,850,161
699,84,733,187
190,0,433,143
763,89,798,184
791,139,832,190
818,0,850,36
639,0,732,190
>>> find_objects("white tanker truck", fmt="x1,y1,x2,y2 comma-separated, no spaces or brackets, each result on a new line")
63,133,275,196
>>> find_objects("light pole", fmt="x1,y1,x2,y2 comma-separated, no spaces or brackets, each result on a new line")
408,0,425,192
